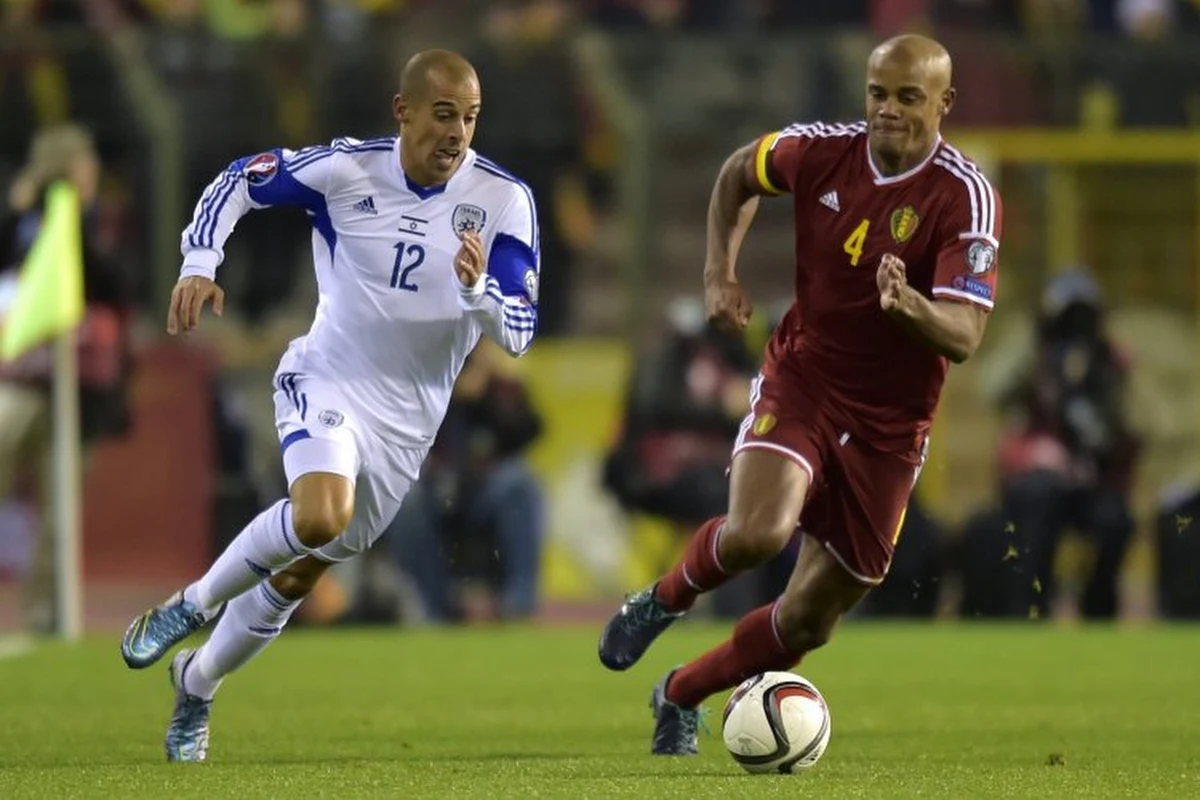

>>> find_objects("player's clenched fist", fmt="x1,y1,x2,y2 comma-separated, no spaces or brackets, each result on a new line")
167,275,224,335
455,231,484,288
705,278,753,334
876,253,907,313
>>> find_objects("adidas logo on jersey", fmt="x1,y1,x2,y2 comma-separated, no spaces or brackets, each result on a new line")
353,196,378,215
819,191,840,212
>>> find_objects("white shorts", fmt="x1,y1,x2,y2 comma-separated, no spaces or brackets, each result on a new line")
274,370,426,563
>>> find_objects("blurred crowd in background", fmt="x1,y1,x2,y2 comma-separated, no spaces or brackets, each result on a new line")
1,0,1199,632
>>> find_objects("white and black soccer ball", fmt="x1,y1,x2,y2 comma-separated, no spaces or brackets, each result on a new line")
722,671,831,774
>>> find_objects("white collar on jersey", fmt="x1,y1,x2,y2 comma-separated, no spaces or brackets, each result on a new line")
392,136,478,200
867,133,943,186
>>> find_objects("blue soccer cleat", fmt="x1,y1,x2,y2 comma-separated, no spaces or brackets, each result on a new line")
598,583,684,671
121,591,214,669
650,670,702,755
165,649,212,763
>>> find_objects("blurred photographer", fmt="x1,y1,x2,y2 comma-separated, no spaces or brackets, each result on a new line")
603,299,754,527
386,340,546,623
603,298,793,617
964,269,1138,619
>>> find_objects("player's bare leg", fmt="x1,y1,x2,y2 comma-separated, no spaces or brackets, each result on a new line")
599,449,810,672
121,472,352,669
651,533,870,755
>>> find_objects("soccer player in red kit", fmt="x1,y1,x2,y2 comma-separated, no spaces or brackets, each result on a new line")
598,34,1002,754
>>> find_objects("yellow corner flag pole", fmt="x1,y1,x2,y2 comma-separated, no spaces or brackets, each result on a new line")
1,181,85,641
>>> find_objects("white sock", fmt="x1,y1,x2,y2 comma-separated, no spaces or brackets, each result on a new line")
182,499,310,613
184,582,302,700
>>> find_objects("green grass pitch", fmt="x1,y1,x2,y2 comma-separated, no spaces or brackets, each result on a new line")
1,622,1197,798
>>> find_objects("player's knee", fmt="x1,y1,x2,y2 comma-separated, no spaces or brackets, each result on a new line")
291,496,353,548
289,474,355,548
773,599,835,654
721,512,796,568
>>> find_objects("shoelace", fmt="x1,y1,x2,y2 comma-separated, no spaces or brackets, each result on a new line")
155,602,203,642
623,590,672,629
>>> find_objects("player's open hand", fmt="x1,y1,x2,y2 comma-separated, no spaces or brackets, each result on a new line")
877,254,908,314
167,275,224,335
705,278,753,334
455,231,485,288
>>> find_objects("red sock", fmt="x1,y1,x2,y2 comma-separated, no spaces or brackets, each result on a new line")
654,517,731,612
665,602,801,709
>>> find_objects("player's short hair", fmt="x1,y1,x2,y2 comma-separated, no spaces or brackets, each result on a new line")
398,50,479,100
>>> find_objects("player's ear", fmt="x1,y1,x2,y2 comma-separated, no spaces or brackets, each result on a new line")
393,94,408,126
940,87,956,117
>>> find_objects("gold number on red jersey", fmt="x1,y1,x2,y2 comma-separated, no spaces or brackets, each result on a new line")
843,218,870,267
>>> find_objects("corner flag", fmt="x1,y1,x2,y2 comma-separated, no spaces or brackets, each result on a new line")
0,181,85,361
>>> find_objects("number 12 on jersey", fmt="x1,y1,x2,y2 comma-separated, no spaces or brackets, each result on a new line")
843,219,870,267
390,241,425,291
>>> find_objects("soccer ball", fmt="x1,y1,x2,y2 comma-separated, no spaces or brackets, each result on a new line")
721,671,831,774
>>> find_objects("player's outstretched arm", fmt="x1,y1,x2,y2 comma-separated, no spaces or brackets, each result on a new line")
704,140,780,333
173,142,343,332
704,141,767,286
877,254,988,363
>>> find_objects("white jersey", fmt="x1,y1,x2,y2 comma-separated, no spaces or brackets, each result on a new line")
178,136,540,447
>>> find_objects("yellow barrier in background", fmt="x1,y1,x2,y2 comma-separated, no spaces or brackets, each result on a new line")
516,340,632,601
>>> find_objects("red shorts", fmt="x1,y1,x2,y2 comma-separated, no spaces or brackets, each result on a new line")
732,373,927,584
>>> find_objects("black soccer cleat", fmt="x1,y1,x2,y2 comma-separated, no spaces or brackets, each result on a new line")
650,670,701,755
598,583,685,671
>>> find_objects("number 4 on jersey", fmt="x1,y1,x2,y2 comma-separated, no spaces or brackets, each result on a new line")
843,219,870,267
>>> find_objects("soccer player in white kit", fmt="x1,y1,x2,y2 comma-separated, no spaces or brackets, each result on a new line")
119,50,541,762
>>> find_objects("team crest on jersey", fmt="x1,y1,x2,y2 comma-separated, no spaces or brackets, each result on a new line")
890,206,920,243
244,152,279,186
452,203,487,237
966,240,997,274
752,413,776,436
318,409,344,428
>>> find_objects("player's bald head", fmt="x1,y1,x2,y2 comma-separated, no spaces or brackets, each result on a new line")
399,49,479,101
869,35,953,92
864,35,955,175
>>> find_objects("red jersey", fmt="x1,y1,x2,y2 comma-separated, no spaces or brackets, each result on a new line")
754,121,1003,456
